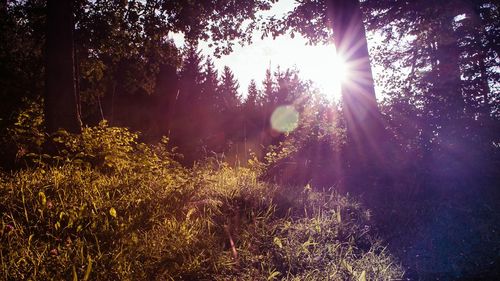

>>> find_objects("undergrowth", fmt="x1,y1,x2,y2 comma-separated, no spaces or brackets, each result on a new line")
0,123,403,280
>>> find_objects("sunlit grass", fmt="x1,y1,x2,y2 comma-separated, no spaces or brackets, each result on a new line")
0,124,403,280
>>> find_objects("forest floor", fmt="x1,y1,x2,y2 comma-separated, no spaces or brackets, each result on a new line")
379,186,500,280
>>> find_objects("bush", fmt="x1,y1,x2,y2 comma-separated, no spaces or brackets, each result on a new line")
262,99,346,188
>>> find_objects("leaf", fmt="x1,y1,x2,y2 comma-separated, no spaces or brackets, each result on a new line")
83,255,92,281
358,270,366,281
301,238,317,253
109,207,117,218
38,191,47,206
72,265,78,281
131,233,139,244
28,234,34,247
186,208,196,219
267,270,281,280
342,259,353,273
273,237,283,248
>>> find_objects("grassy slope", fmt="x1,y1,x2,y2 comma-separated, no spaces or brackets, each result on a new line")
0,125,403,280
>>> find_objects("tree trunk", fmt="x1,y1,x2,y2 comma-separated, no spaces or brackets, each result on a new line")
45,0,81,133
328,0,383,152
435,13,464,121
327,0,390,196
428,11,466,159
0,0,6,13
469,4,492,118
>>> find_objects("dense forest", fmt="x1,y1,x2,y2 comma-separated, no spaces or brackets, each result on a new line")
0,0,499,280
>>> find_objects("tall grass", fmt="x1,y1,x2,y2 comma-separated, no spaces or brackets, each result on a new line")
0,123,403,280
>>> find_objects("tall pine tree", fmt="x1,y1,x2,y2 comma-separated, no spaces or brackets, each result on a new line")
218,66,240,111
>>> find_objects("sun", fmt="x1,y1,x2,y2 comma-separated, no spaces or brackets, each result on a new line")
208,34,350,101
296,45,348,100
330,54,348,82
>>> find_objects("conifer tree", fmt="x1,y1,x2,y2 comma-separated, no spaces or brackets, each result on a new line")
179,44,204,103
245,79,260,109
362,0,499,144
201,57,220,110
167,44,206,164
218,66,240,111
198,56,222,151
262,68,276,107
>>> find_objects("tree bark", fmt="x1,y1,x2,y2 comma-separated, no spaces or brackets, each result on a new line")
45,0,81,133
469,4,492,117
435,13,464,119
328,0,383,152
0,0,7,13
327,0,390,196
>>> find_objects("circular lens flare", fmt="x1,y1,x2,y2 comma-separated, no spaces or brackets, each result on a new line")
270,105,299,133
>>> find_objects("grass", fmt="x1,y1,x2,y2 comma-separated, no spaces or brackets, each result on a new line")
0,124,403,280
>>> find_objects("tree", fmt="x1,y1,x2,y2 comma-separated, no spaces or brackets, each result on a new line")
360,0,500,201
263,0,392,194
275,68,310,109
327,0,383,149
0,1,45,129
198,56,223,152
45,0,81,133
201,57,220,112
244,79,263,135
167,44,206,164
362,0,500,147
245,79,260,109
218,66,240,111
264,0,383,145
179,44,204,104
46,0,277,133
262,68,276,107
457,2,500,120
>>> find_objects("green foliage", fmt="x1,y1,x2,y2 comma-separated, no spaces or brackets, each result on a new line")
263,96,346,187
7,98,46,154
1,124,191,280
0,1,45,127
0,124,402,280
1,97,46,168
49,121,141,171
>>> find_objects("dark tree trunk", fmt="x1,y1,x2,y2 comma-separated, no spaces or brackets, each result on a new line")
0,0,6,13
327,0,392,196
45,0,81,133
428,11,466,161
328,0,384,153
435,13,464,122
155,63,179,136
469,5,492,117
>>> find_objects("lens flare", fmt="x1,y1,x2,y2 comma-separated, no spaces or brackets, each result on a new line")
270,105,299,133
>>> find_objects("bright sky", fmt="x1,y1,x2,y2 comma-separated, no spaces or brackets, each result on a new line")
170,0,370,101
213,34,345,99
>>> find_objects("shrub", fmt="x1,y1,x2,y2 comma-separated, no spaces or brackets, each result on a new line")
262,100,346,188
